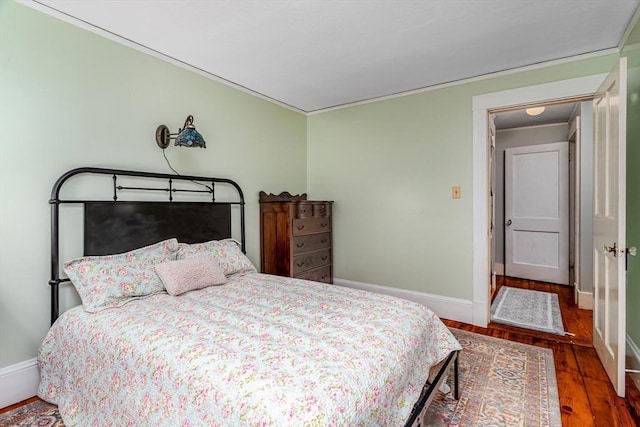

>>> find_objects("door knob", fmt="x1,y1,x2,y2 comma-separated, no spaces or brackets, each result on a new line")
506,219,512,226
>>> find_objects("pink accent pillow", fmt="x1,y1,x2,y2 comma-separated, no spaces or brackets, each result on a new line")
155,256,227,296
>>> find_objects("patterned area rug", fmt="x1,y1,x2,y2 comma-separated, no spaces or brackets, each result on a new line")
491,286,565,335
0,329,559,426
0,399,63,426
424,328,561,426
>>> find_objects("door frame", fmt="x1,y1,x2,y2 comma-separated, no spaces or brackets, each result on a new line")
471,74,606,327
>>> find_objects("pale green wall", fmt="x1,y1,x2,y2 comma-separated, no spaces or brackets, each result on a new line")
307,55,618,300
0,1,307,368
623,17,640,350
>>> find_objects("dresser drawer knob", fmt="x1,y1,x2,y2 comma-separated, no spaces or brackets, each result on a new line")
321,256,328,261
321,223,328,228
320,239,328,243
296,261,305,267
296,243,304,248
297,225,305,230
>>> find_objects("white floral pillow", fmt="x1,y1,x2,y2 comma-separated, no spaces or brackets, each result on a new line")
177,239,256,276
64,238,179,313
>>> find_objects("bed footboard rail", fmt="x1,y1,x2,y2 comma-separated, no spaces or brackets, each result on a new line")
404,350,460,427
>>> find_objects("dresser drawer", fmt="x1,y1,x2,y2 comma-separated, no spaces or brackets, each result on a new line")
292,248,331,275
292,218,331,235
295,265,332,284
313,203,331,218
292,232,331,254
295,202,314,219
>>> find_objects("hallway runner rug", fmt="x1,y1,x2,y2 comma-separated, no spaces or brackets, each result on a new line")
0,329,560,426
490,285,566,335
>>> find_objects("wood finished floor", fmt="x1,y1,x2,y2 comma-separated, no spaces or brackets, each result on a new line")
441,276,639,426
3,276,640,426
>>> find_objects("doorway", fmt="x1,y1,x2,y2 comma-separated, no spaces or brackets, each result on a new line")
489,99,594,291
470,73,606,328
488,102,583,338
473,64,628,398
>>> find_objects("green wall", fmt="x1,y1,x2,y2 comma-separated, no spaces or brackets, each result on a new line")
623,18,640,351
307,56,618,300
0,1,307,368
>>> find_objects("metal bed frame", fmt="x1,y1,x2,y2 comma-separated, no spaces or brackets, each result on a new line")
48,167,245,324
48,167,458,426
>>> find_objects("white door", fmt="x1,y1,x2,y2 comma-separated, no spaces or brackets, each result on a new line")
593,58,627,397
505,142,569,285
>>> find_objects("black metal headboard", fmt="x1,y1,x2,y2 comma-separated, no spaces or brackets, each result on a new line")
49,167,245,324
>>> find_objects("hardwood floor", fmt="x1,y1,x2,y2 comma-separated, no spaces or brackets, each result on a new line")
0,396,39,415
441,276,639,426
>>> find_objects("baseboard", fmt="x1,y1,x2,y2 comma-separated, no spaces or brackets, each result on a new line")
333,278,474,324
627,334,640,391
0,358,39,409
576,289,593,310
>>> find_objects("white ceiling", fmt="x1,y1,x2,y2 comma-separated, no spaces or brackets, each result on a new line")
32,0,639,112
494,102,578,130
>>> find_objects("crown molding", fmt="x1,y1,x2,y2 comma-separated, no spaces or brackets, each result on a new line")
21,0,307,115
20,0,625,117
309,48,618,115
618,4,640,51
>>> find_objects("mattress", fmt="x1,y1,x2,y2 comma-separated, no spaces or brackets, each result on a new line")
38,272,461,426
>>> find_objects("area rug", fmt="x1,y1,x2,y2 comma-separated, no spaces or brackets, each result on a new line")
490,286,565,335
0,329,560,427
424,328,561,426
0,398,63,426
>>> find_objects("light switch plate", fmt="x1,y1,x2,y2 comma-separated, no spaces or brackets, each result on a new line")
452,186,461,199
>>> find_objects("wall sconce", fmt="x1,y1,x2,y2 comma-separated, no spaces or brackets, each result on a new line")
155,115,206,149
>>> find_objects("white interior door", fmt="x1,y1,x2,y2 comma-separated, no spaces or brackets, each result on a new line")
505,142,569,285
593,58,627,397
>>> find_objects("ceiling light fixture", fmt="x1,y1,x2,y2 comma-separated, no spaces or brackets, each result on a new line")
525,106,546,116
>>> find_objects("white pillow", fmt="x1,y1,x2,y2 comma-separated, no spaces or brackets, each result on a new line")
64,239,179,312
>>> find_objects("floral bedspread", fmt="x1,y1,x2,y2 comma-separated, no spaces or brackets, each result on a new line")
38,273,461,426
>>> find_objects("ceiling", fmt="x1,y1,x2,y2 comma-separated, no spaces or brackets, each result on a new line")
494,102,578,130
33,0,639,113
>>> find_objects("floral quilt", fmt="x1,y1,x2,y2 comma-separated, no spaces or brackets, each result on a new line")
38,273,461,426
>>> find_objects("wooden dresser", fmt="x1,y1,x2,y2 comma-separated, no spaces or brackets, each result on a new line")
259,191,333,284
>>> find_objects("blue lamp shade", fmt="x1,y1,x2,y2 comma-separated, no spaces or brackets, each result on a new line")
175,126,206,148
155,115,206,149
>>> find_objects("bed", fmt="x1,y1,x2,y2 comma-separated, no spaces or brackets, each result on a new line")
38,167,462,426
